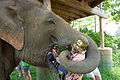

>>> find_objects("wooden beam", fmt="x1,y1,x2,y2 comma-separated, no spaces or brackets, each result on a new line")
91,7,107,19
52,1,87,17
53,0,107,18
52,8,80,19
86,0,94,2
90,0,103,7
53,9,76,20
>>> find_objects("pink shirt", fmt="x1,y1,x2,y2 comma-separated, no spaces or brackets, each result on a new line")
71,50,86,61
65,50,86,80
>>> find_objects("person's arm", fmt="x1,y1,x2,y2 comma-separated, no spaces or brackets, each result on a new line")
48,53,68,74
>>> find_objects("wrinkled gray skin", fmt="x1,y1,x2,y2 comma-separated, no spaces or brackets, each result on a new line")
0,0,100,80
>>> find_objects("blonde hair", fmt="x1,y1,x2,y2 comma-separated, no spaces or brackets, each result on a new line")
72,39,88,51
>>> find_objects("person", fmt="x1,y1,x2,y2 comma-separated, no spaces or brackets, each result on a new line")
16,62,23,78
86,67,102,80
48,49,68,75
65,40,87,80
48,39,88,80
21,61,32,80
55,45,72,80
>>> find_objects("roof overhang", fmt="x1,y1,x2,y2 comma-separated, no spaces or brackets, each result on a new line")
51,0,107,21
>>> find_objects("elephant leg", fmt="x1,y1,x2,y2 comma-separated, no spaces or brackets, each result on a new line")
0,60,6,80
6,76,10,80
0,41,6,80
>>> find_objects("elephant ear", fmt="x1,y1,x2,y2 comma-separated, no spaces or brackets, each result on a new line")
0,6,24,50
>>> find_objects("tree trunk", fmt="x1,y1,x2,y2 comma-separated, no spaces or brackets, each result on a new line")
36,67,60,80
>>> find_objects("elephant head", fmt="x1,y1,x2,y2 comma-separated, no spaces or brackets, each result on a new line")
0,0,100,74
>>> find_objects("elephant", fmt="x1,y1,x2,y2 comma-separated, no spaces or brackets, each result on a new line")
0,0,100,80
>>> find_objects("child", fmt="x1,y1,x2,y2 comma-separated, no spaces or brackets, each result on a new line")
65,39,87,80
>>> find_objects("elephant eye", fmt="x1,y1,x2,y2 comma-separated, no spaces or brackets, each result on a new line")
47,18,56,25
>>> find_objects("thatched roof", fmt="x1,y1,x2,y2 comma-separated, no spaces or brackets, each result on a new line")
50,0,107,21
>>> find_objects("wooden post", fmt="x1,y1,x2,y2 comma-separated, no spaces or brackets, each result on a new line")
99,17,104,48
94,16,97,32
98,17,113,69
43,0,51,10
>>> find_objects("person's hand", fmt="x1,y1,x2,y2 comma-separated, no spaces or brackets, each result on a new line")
48,52,56,62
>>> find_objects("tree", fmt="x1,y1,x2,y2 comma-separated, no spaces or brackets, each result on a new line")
102,0,120,23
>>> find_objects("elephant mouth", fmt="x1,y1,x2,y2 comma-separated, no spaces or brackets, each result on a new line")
49,35,88,54
48,39,85,61
46,34,100,74
50,45,71,53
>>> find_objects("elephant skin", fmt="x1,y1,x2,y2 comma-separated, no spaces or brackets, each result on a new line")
0,0,100,80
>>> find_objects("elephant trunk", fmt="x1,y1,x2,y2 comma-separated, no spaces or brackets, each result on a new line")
58,33,100,74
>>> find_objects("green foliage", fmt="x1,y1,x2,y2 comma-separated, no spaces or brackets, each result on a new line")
79,28,100,46
82,75,90,80
112,50,120,67
79,27,120,49
102,0,120,22
10,69,22,80
112,37,120,49
79,28,120,49
83,68,120,80
100,51,120,80
104,32,114,48
99,68,120,80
